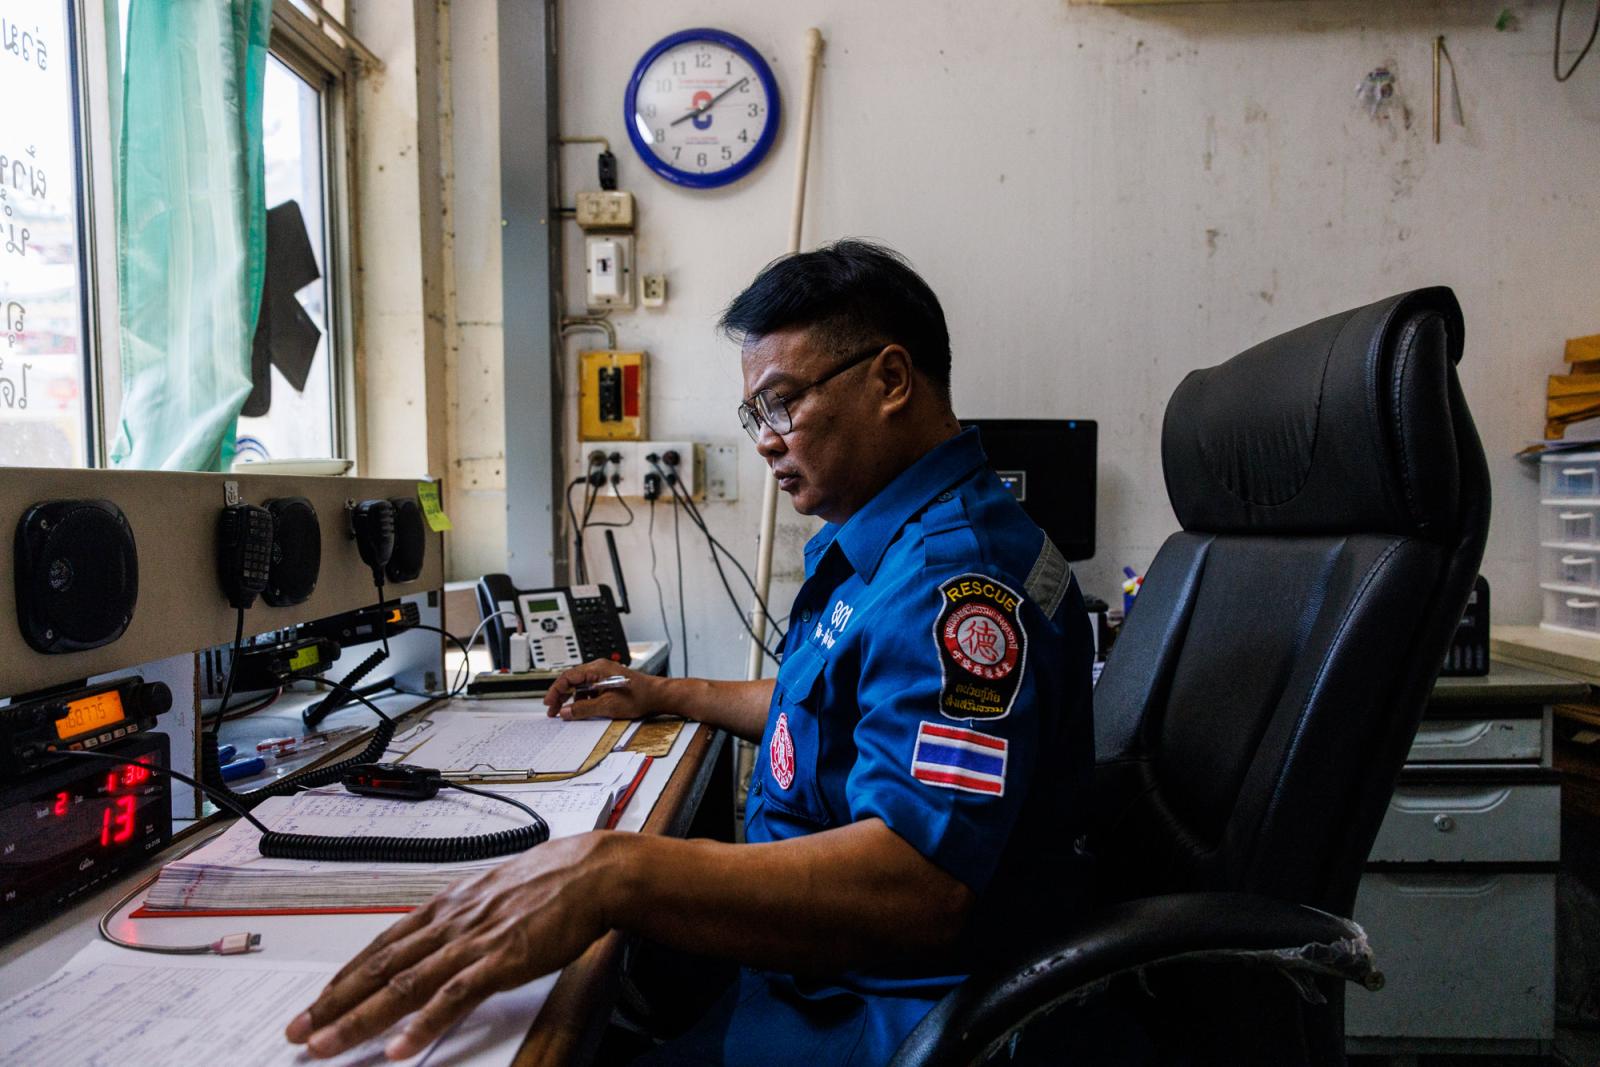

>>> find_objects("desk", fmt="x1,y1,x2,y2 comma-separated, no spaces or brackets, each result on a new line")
0,701,732,1067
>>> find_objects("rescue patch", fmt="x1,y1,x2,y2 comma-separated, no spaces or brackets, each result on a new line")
770,711,796,790
911,721,1007,796
934,573,1028,721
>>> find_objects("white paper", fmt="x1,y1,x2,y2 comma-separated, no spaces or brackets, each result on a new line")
0,940,553,1067
0,942,428,1066
401,711,610,776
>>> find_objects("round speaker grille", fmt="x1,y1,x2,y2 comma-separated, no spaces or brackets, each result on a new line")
16,499,139,653
385,497,426,583
263,497,321,606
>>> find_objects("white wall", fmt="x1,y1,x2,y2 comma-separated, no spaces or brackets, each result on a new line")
448,0,1600,681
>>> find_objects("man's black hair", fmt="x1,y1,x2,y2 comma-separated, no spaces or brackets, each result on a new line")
719,239,952,401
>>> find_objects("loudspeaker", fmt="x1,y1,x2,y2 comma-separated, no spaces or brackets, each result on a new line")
263,497,322,607
15,499,139,654
385,497,426,584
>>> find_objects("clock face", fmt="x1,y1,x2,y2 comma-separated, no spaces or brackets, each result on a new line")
625,29,780,189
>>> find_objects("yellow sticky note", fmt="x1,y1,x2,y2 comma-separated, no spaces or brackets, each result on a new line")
416,481,453,532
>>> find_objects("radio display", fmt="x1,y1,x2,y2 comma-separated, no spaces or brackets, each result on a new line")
54,690,127,741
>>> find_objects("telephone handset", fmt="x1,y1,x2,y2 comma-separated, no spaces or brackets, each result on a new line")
475,574,630,671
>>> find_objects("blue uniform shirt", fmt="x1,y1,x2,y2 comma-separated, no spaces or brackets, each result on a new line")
668,428,1093,1066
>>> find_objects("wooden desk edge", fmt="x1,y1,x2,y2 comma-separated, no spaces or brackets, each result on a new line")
512,723,727,1067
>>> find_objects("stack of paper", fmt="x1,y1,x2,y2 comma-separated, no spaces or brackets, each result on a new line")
140,753,647,915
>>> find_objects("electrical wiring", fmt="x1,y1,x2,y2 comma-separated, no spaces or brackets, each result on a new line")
406,622,474,696
206,608,247,735
673,492,690,676
649,456,786,646
650,459,784,664
584,479,637,528
647,497,676,675
1556,0,1600,82
566,475,591,582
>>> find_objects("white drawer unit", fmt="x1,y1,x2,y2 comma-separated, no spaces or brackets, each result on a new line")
1540,585,1600,637
1540,450,1600,501
1540,544,1600,588
1539,501,1600,547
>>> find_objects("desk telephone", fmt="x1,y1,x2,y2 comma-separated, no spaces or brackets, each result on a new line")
475,574,630,671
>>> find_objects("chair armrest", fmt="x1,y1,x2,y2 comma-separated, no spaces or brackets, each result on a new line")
889,891,1377,1067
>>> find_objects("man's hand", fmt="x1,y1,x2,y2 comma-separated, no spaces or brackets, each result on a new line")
542,660,663,721
284,832,621,1060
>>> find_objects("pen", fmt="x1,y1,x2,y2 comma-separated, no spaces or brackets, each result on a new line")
217,744,237,763
220,756,267,781
573,675,630,700
256,726,364,759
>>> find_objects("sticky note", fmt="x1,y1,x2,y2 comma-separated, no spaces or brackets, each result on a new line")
417,481,453,532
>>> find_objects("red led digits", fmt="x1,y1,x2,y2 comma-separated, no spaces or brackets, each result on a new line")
54,791,69,816
99,796,137,846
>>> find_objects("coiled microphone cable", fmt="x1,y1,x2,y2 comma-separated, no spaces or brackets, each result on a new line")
53,749,547,956
53,748,548,863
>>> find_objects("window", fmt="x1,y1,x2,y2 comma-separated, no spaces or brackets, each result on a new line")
236,50,343,463
0,0,95,468
0,1,352,470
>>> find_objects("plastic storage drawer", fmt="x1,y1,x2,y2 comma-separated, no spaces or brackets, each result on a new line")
1541,586,1600,636
1540,544,1600,587
1540,501,1600,546
1540,451,1600,500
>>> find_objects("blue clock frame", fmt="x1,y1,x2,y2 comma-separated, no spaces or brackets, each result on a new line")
623,28,781,189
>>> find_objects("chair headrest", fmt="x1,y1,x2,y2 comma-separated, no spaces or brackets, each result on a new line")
1162,287,1466,539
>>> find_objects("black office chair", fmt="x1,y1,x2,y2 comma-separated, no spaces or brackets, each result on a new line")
892,288,1489,1066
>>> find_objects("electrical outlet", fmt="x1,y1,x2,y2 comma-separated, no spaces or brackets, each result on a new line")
639,441,699,499
575,190,636,230
641,274,667,308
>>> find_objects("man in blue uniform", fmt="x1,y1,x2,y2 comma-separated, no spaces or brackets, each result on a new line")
286,240,1093,1065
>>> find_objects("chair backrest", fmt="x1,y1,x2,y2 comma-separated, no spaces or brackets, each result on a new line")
1090,287,1489,918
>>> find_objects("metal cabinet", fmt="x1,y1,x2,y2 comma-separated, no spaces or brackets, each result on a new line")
1346,663,1583,1058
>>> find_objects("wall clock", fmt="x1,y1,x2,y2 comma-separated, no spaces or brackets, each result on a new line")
624,28,780,189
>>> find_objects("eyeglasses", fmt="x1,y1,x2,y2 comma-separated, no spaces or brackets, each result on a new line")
737,345,885,443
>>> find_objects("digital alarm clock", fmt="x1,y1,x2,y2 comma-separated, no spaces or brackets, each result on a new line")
0,732,172,938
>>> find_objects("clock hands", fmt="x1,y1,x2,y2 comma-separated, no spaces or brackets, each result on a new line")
670,76,749,126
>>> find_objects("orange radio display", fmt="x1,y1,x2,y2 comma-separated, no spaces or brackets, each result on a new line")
55,690,127,740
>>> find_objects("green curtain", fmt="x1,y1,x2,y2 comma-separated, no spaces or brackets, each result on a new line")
111,0,273,471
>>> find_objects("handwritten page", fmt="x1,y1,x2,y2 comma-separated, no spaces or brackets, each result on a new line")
0,942,431,1066
139,756,646,913
404,710,610,777
0,940,553,1067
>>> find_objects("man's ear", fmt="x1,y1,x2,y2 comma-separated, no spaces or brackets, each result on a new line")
876,345,915,415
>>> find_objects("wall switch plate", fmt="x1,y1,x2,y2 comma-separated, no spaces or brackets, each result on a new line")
585,234,634,310
704,443,739,501
641,274,667,308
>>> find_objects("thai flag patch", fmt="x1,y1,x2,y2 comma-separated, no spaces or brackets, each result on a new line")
911,721,1007,797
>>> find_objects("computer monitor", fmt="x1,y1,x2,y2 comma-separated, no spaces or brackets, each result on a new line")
961,418,1097,561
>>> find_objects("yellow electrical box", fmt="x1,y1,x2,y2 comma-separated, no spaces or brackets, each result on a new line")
579,350,647,440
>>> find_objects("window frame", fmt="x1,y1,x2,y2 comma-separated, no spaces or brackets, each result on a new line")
264,5,359,465
70,0,360,469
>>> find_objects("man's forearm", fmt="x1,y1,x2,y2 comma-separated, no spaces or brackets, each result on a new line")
595,819,973,975
655,677,774,742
